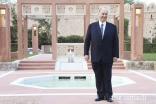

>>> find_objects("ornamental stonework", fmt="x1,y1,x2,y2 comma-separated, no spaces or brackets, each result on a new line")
22,4,51,15
90,5,99,14
57,46,68,57
74,46,84,56
90,4,120,15
147,3,156,11
20,3,156,38
110,5,119,14
57,5,65,14
124,3,131,11
22,5,31,14
56,5,85,15
76,5,85,13
42,5,51,14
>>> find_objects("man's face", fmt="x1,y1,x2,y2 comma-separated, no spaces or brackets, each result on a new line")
98,8,108,23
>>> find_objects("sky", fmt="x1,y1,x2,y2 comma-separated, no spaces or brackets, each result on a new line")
8,0,156,5
134,0,156,5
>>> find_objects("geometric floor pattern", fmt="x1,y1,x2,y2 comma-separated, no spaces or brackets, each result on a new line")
0,54,156,104
0,69,156,104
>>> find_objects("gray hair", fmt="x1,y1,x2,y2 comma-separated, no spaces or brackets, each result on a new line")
98,7,109,14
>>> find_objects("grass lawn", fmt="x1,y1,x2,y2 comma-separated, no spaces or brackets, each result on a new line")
11,54,37,62
143,53,156,61
124,53,156,61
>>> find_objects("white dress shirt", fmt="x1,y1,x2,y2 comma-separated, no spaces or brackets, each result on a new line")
99,21,106,37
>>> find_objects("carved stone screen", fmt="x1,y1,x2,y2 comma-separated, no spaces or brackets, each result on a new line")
22,4,52,15
90,4,120,16
56,4,86,15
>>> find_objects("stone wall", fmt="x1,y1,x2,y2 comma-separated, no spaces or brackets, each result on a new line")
125,61,156,70
0,62,17,71
124,3,156,38
11,52,18,58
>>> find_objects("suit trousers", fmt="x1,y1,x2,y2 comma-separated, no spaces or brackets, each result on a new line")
91,59,113,98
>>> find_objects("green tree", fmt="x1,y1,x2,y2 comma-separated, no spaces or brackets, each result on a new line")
10,3,17,43
36,19,52,45
28,29,32,48
124,18,129,40
124,0,135,5
135,0,144,4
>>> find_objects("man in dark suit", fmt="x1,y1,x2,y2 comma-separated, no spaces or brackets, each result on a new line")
84,8,119,102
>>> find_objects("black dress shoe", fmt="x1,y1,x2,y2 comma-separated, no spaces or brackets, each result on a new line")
95,97,104,101
106,98,113,102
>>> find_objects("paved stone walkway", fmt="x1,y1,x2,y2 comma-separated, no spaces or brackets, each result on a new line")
0,54,156,104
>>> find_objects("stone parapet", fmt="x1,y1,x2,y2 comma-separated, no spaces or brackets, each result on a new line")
0,62,17,71
125,61,156,70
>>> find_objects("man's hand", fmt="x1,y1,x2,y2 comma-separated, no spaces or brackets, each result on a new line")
84,55,89,61
113,57,118,62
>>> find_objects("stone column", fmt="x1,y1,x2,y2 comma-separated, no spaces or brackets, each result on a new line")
84,3,90,39
119,1,124,59
17,2,23,59
24,16,28,58
0,5,10,62
114,15,118,32
84,3,90,60
131,4,144,61
52,3,57,60
32,24,38,54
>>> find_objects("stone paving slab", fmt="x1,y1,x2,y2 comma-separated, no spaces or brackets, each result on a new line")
0,69,156,104
0,95,156,104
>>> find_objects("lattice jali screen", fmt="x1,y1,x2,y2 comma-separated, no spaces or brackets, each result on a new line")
22,4,51,15
57,43,84,57
56,5,85,15
57,46,68,57
90,4,120,16
74,46,84,56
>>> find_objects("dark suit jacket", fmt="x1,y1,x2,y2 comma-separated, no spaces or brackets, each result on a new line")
84,21,119,63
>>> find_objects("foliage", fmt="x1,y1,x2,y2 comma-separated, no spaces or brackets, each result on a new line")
143,44,156,53
58,35,83,43
27,19,52,48
124,43,131,51
143,53,156,61
38,32,52,48
118,18,131,41
28,29,32,48
11,43,18,52
27,28,52,49
124,18,130,41
34,19,52,45
143,37,150,43
124,43,156,53
124,0,134,5
10,3,17,43
152,37,156,43
135,0,144,4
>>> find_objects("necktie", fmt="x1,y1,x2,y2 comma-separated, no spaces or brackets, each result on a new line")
101,24,104,38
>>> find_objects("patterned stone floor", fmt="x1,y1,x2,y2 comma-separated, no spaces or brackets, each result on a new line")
0,55,156,104
0,69,156,104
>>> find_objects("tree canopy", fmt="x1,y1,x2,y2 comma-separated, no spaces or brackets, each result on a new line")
10,3,17,43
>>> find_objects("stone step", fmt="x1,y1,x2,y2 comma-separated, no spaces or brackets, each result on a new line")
87,60,125,70
88,60,123,63
112,66,125,69
88,66,125,70
87,63,124,66
18,66,55,70
18,63,55,66
17,60,56,70
20,60,56,63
